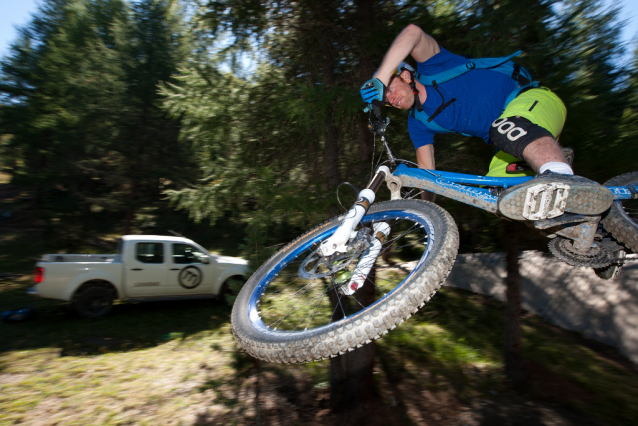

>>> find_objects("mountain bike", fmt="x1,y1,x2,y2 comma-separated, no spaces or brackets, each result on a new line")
231,114,638,364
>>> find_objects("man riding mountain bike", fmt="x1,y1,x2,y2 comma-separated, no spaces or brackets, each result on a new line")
360,24,613,220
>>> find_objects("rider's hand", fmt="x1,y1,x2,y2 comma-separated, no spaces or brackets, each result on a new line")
360,78,386,106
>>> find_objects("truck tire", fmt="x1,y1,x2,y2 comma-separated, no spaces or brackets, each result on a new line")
74,286,114,318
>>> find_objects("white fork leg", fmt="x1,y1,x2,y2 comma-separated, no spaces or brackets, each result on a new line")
319,166,390,257
340,222,391,296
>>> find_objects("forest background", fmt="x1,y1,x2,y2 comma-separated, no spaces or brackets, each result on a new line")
1,0,638,263
2,1,638,424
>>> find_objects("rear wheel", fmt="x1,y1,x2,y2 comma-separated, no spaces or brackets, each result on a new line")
231,200,459,364
74,286,114,318
601,172,638,253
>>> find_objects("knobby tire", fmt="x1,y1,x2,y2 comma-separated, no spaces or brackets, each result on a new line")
602,172,638,253
231,200,459,364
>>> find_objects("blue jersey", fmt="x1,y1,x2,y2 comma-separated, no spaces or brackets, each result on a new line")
408,47,518,149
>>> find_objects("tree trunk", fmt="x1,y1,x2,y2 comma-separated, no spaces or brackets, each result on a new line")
323,113,342,189
123,178,138,235
327,2,379,420
353,0,376,179
503,220,527,383
329,269,377,420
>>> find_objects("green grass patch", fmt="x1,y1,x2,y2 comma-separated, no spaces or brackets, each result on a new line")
1,280,637,424
1,193,637,424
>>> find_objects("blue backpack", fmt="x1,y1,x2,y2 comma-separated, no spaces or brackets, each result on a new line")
405,51,538,136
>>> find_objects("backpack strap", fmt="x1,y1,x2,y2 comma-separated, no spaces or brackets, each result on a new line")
410,50,536,135
410,107,454,133
416,51,523,86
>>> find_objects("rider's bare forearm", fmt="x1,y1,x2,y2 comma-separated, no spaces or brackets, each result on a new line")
374,24,440,86
416,144,437,202
416,144,435,170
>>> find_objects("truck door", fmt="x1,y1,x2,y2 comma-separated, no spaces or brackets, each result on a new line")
165,243,213,296
125,242,167,297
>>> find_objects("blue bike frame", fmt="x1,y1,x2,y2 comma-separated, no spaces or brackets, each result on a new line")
392,163,635,214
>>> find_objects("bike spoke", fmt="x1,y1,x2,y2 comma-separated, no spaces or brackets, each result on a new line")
255,212,433,332
260,277,321,315
267,281,324,329
297,284,333,330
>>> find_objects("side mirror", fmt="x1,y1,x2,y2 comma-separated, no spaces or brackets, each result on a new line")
201,257,210,264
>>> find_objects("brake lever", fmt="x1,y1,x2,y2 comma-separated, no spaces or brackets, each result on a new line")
368,115,390,135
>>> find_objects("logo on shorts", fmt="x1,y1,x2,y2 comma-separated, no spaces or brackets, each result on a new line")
492,118,527,141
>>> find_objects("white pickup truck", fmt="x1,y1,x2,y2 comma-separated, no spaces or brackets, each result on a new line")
28,235,249,318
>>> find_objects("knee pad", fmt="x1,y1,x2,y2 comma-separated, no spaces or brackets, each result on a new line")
489,116,553,159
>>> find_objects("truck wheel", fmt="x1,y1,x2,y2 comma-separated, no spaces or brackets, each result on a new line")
74,286,114,318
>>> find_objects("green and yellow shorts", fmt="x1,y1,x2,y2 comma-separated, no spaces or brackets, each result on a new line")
486,87,567,178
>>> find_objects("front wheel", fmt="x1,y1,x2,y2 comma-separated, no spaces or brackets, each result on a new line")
231,200,459,364
601,172,638,253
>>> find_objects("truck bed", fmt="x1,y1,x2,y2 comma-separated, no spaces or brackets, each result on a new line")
40,254,120,263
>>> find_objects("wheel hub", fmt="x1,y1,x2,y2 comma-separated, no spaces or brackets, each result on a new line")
298,229,372,280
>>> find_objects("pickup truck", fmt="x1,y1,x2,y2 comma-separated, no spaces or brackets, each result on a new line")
28,235,249,318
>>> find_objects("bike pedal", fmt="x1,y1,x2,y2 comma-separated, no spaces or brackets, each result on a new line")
498,173,613,221
523,183,570,220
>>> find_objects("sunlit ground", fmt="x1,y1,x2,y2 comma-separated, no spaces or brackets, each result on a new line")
1,271,637,425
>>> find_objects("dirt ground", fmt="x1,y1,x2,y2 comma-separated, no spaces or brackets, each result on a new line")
184,356,607,426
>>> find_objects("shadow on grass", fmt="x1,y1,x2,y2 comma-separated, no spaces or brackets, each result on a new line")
0,278,231,357
374,288,505,405
373,287,638,426
193,348,334,425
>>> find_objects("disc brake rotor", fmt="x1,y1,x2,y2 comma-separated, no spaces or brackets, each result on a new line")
298,229,373,280
297,251,356,279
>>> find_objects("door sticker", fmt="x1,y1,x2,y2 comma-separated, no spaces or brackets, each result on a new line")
178,266,203,289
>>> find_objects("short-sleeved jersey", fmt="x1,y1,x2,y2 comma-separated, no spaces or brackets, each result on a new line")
408,47,518,149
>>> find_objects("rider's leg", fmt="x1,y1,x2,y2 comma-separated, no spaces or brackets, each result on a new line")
492,88,612,220
486,88,567,178
489,87,569,172
521,135,572,174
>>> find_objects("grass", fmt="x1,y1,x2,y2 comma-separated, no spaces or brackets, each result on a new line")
1,184,638,425
1,270,638,425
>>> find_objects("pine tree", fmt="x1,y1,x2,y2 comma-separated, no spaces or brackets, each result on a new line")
0,0,196,241
0,0,129,240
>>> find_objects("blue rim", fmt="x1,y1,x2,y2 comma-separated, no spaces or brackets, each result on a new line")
247,209,436,336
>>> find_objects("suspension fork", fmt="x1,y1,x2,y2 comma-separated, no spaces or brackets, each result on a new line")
319,165,392,257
